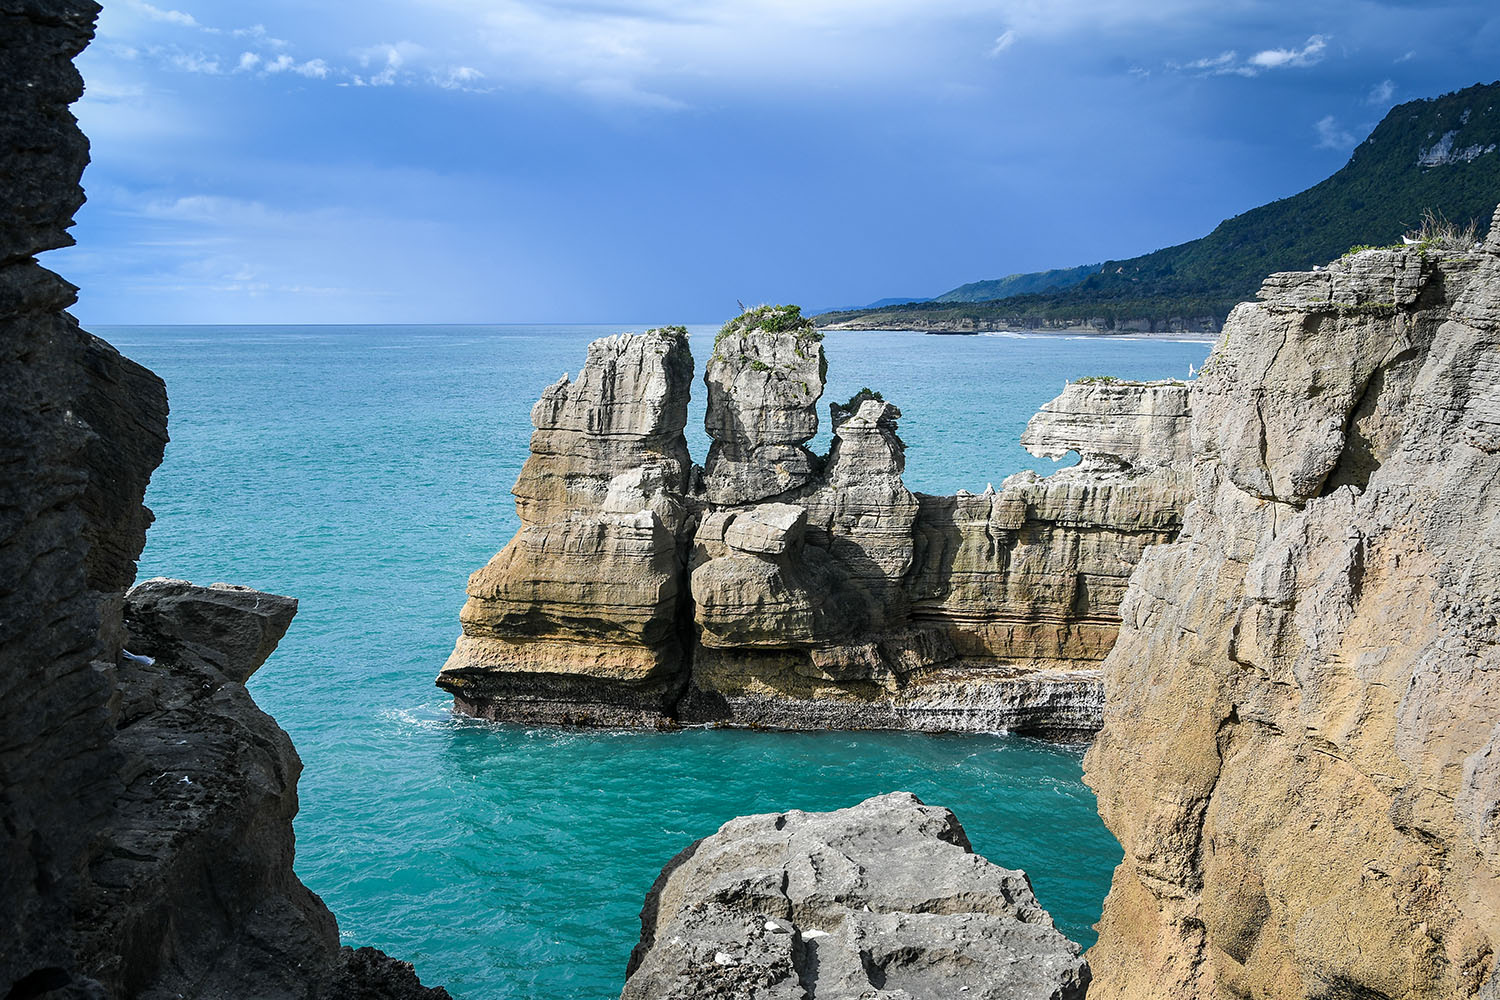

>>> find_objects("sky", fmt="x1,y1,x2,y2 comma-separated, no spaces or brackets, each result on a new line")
54,0,1500,325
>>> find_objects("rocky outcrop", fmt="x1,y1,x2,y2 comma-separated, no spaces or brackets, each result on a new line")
1,3,444,995
702,311,826,505
438,328,695,726
445,306,1191,736
1085,220,1500,998
621,792,1090,1000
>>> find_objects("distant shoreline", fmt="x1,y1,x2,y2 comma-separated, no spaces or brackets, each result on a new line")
823,326,1220,345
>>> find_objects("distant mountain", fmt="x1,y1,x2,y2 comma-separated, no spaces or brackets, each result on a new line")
935,264,1099,303
820,80,1500,334
865,296,932,308
810,296,932,314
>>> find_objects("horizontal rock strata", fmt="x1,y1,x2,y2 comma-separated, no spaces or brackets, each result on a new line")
621,792,1090,1000
439,328,695,726
1085,214,1500,998
1,3,445,995
443,305,1191,736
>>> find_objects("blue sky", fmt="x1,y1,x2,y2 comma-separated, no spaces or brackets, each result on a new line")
57,0,1500,324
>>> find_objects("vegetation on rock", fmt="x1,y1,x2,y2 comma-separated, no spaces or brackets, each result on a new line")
716,304,821,348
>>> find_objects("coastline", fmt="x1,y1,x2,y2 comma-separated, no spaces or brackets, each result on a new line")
823,326,1221,345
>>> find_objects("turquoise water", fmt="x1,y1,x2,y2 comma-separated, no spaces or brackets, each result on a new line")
108,324,1210,1000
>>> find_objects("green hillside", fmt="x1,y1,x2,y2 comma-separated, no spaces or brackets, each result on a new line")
821,81,1500,333
935,263,1100,303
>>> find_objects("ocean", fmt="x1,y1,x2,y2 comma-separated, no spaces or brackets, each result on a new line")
106,323,1212,1000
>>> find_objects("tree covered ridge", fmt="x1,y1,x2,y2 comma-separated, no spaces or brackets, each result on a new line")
820,81,1500,332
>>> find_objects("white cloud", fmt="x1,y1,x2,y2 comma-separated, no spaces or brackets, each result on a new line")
989,29,1017,56
433,65,489,91
1248,34,1326,70
131,1,204,29
1182,50,1240,73
263,53,332,78
1175,34,1330,78
168,51,220,74
233,25,291,49
1314,114,1356,150
236,51,260,72
1366,79,1395,105
354,43,417,87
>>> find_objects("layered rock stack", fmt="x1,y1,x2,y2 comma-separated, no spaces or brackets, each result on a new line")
440,329,696,726
621,792,1091,1000
442,306,1192,736
1,4,444,995
1084,216,1500,998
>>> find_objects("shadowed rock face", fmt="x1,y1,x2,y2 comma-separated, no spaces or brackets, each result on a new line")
1084,215,1500,999
444,307,1191,736
0,4,445,996
621,792,1090,1000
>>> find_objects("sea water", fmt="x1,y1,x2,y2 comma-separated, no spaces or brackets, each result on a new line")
107,324,1212,1000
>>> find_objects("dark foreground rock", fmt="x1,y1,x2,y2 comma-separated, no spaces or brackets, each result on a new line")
1,2,445,996
621,792,1089,1000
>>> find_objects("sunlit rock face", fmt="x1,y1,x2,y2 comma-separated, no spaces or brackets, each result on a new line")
621,792,1091,1000
439,328,697,726
444,306,1192,737
1085,218,1500,1000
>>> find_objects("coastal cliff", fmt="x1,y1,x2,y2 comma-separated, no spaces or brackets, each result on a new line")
0,3,444,996
1085,211,1500,997
441,307,1190,736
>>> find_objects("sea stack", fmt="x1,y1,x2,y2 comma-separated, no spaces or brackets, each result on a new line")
442,306,1193,736
438,328,696,726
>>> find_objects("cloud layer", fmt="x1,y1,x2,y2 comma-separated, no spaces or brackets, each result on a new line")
62,0,1500,323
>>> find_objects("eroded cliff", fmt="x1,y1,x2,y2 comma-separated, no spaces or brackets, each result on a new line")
441,306,1190,736
0,3,444,996
1085,214,1500,999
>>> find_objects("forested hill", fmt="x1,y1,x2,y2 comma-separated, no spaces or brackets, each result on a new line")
820,81,1500,334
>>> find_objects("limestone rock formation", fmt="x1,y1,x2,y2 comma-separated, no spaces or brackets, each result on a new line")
438,328,695,726
447,306,1193,736
1085,221,1500,999
0,3,444,995
621,792,1089,1000
702,306,825,505
1021,378,1192,471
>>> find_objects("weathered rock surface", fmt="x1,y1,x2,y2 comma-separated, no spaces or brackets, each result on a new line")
447,306,1192,736
702,308,826,505
1,3,445,995
1021,378,1192,472
621,792,1089,1000
1085,225,1500,998
439,328,695,726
